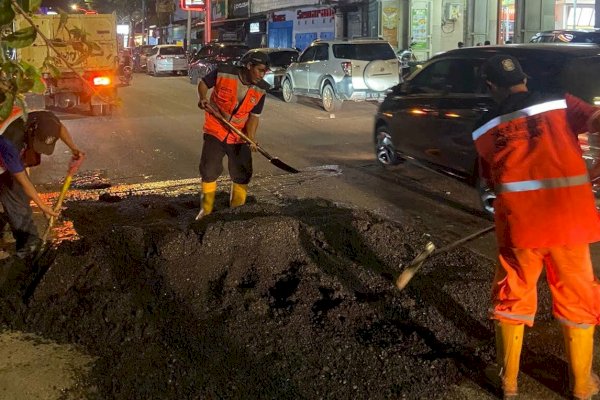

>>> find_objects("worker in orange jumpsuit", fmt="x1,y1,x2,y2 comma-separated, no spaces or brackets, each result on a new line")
195,52,269,219
472,54,600,400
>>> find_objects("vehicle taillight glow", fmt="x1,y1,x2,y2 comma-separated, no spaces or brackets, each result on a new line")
341,62,352,76
93,76,111,86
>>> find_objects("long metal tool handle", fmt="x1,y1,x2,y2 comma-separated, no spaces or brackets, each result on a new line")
432,225,495,257
204,105,299,174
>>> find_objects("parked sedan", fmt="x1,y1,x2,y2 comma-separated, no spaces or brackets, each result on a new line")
241,48,299,90
146,45,188,76
530,29,600,44
374,44,600,214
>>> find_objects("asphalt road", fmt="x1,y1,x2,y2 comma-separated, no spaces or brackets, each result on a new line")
23,72,600,399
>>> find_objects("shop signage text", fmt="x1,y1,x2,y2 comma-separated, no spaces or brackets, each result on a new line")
297,8,335,19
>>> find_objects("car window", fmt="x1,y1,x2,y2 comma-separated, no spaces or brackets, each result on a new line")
332,43,396,61
151,47,159,56
409,59,481,94
197,46,216,58
313,44,329,61
220,46,248,58
268,51,299,67
299,47,317,63
562,56,600,102
160,46,185,56
517,54,565,94
141,46,154,55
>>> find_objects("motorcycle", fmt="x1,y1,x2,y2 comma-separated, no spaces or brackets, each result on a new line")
397,41,418,79
119,65,133,85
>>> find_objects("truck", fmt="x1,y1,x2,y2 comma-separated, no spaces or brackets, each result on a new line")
15,13,119,116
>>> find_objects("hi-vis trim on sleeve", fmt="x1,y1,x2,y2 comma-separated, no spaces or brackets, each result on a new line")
495,173,589,194
472,99,568,141
0,107,24,136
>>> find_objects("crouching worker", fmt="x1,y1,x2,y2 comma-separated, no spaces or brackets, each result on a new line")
1,106,84,257
0,109,59,257
473,54,600,400
195,51,269,219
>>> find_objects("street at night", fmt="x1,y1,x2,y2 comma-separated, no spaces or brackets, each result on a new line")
0,72,596,399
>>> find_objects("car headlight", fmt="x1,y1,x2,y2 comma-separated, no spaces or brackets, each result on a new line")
594,96,600,106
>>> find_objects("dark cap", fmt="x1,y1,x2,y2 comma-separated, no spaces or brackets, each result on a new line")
25,111,61,155
241,51,269,67
482,54,528,88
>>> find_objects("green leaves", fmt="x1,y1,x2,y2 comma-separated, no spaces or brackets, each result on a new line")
0,92,15,121
4,26,37,48
0,0,15,26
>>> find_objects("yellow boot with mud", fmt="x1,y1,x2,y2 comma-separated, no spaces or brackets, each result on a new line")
495,321,524,399
230,183,247,208
562,325,599,400
195,181,217,220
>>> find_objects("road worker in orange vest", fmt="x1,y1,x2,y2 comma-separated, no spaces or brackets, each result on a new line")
473,54,600,400
195,51,270,220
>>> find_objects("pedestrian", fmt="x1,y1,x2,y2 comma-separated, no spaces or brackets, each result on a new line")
0,106,84,257
195,51,269,219
457,41,464,48
472,54,600,399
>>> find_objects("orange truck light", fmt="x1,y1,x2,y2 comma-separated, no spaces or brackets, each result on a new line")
93,76,111,86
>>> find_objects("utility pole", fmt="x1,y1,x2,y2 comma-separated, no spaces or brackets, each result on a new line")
142,0,146,44
205,0,211,44
596,1,600,28
186,10,192,51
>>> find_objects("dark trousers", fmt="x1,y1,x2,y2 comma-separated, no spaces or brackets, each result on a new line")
199,134,253,184
0,171,39,252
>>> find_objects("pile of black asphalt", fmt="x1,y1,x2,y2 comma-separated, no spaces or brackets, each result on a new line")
0,193,564,399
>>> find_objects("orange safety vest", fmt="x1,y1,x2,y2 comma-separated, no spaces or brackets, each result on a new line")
203,66,267,144
0,106,24,136
472,99,600,248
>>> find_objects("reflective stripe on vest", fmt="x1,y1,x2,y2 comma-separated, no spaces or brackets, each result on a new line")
495,173,590,194
472,99,567,141
0,106,24,136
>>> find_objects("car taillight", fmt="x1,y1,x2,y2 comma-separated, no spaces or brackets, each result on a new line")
93,76,111,86
341,62,352,76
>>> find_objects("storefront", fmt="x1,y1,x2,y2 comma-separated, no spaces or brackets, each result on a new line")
268,6,336,50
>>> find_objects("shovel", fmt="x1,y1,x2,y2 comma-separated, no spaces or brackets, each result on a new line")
206,105,299,174
23,156,84,303
395,225,495,291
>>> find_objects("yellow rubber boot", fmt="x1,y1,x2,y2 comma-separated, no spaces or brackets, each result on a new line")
195,181,217,220
562,325,599,400
495,321,524,399
230,183,247,208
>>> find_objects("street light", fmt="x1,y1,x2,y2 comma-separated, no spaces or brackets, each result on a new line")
71,4,98,14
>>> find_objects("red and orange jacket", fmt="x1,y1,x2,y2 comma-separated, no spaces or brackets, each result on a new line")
472,92,600,248
202,65,268,144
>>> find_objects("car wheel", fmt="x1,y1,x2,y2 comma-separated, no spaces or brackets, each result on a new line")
282,78,296,103
375,125,402,167
476,176,496,217
321,84,342,112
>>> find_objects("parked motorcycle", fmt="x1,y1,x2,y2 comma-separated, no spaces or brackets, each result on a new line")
397,41,418,78
119,65,133,85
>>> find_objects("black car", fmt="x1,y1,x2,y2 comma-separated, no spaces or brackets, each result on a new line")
530,29,600,44
188,41,249,85
374,44,600,213
242,47,299,90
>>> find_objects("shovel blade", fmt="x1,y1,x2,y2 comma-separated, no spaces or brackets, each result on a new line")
270,158,299,174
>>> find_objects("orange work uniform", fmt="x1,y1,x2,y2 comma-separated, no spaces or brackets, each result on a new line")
472,92,600,327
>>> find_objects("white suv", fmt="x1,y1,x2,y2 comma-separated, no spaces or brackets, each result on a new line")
281,39,400,112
